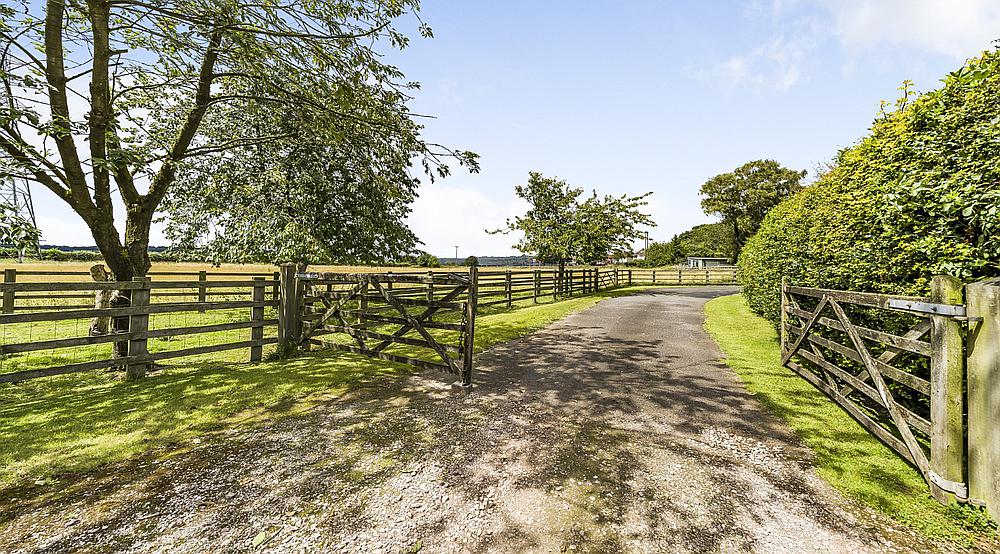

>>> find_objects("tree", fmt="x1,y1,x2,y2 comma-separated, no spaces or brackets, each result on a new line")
700,160,805,260
492,172,653,272
0,0,475,280
463,255,479,267
0,202,40,256
414,251,440,268
160,83,440,265
643,239,682,267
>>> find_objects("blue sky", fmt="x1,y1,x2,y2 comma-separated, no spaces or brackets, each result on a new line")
32,0,1000,258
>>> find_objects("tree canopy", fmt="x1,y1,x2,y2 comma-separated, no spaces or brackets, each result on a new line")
493,172,653,265
739,50,1000,325
0,0,476,278
700,160,805,260
642,223,732,267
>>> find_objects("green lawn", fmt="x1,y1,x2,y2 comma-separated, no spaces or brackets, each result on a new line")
0,287,642,490
704,294,997,547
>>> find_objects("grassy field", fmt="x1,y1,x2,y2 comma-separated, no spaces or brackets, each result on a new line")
0,286,644,490
703,294,997,547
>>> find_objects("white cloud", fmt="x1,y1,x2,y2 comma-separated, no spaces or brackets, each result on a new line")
405,182,525,258
703,0,996,93
703,20,820,91
819,0,1000,59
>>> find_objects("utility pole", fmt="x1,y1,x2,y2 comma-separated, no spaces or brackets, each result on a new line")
644,231,649,252
454,245,459,261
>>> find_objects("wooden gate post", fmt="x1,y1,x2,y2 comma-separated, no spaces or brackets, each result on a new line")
929,275,966,504
277,263,301,348
967,277,1000,522
462,266,479,387
2,268,15,314
505,270,512,308
533,270,540,303
780,277,789,356
126,277,151,380
250,277,265,362
197,270,207,312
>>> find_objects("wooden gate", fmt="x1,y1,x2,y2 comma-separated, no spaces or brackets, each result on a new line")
781,277,969,503
296,269,477,386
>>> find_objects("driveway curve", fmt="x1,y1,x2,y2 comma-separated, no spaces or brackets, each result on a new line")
0,287,941,553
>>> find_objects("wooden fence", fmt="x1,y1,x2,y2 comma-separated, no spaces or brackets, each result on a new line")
0,264,738,387
782,276,1000,521
0,276,278,383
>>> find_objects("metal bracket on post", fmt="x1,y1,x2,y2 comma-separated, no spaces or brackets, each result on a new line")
928,470,969,500
888,299,969,318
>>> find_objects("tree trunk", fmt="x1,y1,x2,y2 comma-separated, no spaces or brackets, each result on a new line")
730,219,742,262
88,203,154,363
89,264,113,336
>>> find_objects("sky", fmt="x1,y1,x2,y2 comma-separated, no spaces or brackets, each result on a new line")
29,0,1000,259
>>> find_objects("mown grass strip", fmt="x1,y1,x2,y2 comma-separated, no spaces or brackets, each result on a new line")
703,294,997,547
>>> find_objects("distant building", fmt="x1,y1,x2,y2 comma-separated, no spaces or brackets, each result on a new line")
687,256,730,268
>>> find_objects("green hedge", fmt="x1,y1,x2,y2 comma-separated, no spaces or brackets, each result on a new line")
740,49,1000,325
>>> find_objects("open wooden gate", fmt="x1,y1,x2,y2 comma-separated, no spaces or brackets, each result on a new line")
296,269,477,386
781,277,969,503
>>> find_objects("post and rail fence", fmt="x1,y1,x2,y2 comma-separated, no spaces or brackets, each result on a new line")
781,277,1000,522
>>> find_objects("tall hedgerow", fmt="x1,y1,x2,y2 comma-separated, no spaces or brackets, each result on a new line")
740,48,1000,325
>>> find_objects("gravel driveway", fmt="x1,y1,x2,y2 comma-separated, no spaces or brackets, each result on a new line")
0,287,951,553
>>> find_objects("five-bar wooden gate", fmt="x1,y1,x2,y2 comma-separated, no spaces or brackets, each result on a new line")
781,276,968,504
294,269,478,386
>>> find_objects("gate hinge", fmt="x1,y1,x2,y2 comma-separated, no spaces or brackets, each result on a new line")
887,299,978,321
928,470,969,500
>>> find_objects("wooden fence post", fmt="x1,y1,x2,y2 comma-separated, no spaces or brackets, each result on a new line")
277,263,300,349
628,269,632,286
533,270,540,303
967,277,1000,522
929,275,966,504
197,270,207,313
126,277,151,380
272,271,280,304
462,265,478,387
2,268,15,314
652,269,656,284
250,277,265,362
780,277,789,355
705,269,710,284
505,270,512,308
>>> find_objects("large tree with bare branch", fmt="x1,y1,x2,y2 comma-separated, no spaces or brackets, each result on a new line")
0,0,476,279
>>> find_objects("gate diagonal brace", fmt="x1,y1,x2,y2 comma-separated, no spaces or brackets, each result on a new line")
298,279,365,344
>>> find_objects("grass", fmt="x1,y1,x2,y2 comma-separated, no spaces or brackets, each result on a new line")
0,286,642,490
703,294,997,547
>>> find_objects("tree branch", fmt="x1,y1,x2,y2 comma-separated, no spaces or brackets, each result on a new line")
43,0,94,211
